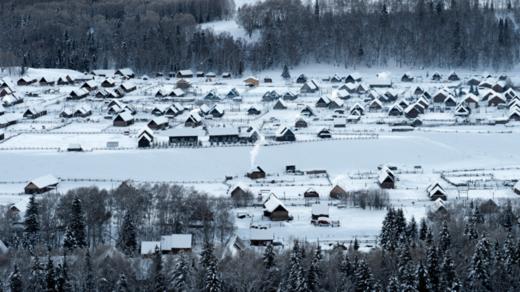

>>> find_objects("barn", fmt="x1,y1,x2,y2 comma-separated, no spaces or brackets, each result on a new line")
300,80,319,93
247,166,266,179
247,105,262,115
164,128,204,145
101,78,116,88
147,116,169,130
263,194,289,221
113,111,135,127
17,77,37,86
311,204,329,220
244,76,260,87
25,174,59,194
160,234,192,254
273,99,288,110
137,128,154,148
275,127,296,142
304,188,320,198
378,167,395,189
317,128,332,139
401,73,414,82
329,185,347,199
250,229,274,246
23,107,47,119
208,127,240,144
427,182,447,201
294,118,308,128
176,70,194,78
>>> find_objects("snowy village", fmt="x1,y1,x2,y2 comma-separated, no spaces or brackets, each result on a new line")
0,0,520,291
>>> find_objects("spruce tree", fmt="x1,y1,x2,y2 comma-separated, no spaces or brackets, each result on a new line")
286,241,307,292
440,251,459,291
281,64,291,80
63,197,86,250
24,194,40,247
406,216,418,243
425,244,439,291
307,246,322,292
353,259,374,292
9,264,23,292
29,255,45,291
56,253,72,292
467,236,491,291
204,259,222,292
171,255,190,291
419,218,428,241
339,254,353,290
439,220,451,254
416,263,428,292
117,212,137,256
263,243,275,270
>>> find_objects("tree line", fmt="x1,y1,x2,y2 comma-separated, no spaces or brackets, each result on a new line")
0,0,519,75
1,182,520,290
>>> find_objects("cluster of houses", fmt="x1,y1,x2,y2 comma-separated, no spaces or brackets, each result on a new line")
158,125,260,147
140,234,193,256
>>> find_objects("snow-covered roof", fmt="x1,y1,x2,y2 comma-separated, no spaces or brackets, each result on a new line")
163,127,205,138
160,234,192,250
27,174,59,189
115,111,134,122
311,204,329,216
250,229,274,241
263,194,287,213
207,127,239,136
150,116,168,125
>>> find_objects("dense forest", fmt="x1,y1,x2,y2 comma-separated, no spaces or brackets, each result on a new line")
240,0,520,70
0,0,519,74
1,182,520,291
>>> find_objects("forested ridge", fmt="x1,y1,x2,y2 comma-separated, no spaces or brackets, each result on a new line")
0,0,519,74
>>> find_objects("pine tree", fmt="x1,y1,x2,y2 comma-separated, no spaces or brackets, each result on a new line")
419,218,428,241
9,264,23,292
114,274,129,292
503,231,515,274
152,247,166,292
339,254,353,290
63,197,87,250
281,64,291,80
406,216,418,243
307,246,322,292
353,259,374,292
387,276,400,292
29,255,45,291
24,194,40,247
117,212,137,256
204,259,222,292
171,255,190,291
426,244,439,291
46,256,57,292
263,243,275,270
84,249,95,292
353,237,360,251
467,236,491,291
439,220,451,254
286,241,307,292
440,251,459,291
397,242,416,291
200,240,216,271
416,263,428,292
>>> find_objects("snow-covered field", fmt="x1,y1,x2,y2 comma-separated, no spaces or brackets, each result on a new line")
1,65,520,246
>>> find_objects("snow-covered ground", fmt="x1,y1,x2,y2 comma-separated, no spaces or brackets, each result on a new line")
2,65,520,247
